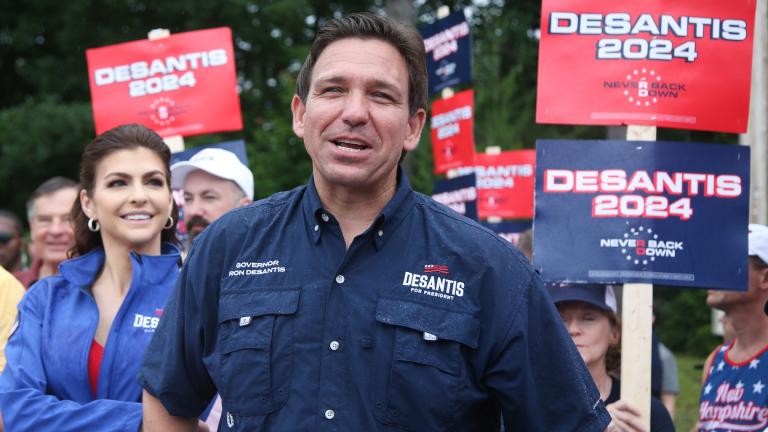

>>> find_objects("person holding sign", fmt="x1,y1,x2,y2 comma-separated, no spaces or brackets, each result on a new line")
139,12,610,431
697,224,768,431
548,283,675,431
0,125,187,431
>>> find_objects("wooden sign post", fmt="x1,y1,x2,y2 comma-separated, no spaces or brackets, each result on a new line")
619,125,656,429
147,28,185,154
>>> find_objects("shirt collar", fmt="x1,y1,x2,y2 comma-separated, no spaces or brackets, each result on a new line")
302,168,415,248
59,243,180,287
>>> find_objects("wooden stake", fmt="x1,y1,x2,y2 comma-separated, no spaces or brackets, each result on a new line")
147,28,185,153
619,124,656,429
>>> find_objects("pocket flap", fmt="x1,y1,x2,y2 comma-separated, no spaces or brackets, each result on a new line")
221,320,273,354
219,288,301,323
375,297,480,349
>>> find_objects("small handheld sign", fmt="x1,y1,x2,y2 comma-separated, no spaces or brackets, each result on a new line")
421,10,473,96
534,138,749,290
475,150,536,220
86,27,242,138
537,0,757,133
432,174,479,221
430,89,476,174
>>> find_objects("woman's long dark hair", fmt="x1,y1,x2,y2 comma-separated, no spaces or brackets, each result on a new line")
69,124,179,257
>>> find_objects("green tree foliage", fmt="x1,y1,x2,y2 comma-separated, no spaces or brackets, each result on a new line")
0,99,92,211
0,0,373,215
655,288,722,357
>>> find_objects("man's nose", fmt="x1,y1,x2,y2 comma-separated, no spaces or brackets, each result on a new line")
184,200,204,218
49,217,70,234
341,91,370,128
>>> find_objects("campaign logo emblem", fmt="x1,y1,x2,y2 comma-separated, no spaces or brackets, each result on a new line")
599,225,684,267
403,265,464,301
424,264,449,274
436,60,457,80
149,96,179,127
603,68,687,108
133,313,161,332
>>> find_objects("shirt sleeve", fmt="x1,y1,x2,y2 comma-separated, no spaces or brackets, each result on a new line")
0,268,24,372
0,282,141,432
139,234,219,417
484,273,612,431
659,342,679,394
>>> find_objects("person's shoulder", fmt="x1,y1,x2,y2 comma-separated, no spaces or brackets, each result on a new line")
0,267,24,304
191,185,307,253
701,344,725,384
413,192,530,262
218,185,305,226
16,273,69,311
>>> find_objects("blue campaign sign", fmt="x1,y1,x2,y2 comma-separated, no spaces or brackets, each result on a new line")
432,173,478,221
533,139,750,291
482,220,532,246
170,139,248,166
421,10,472,95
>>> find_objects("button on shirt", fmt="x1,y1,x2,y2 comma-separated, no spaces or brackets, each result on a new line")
140,172,610,431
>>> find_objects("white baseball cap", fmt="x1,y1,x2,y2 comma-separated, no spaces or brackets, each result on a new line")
171,148,254,200
749,224,768,264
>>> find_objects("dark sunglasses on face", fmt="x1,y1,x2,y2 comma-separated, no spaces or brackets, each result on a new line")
0,232,16,245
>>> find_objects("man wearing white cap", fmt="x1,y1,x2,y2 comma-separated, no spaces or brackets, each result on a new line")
171,148,254,242
697,224,768,431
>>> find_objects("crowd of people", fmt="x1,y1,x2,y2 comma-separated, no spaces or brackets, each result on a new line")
0,11,764,432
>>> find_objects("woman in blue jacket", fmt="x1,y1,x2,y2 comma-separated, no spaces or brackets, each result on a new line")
0,124,182,431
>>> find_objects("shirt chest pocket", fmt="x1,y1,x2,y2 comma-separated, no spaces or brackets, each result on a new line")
217,288,300,416
372,297,480,432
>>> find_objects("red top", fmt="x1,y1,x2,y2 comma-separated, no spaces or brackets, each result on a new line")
88,339,104,396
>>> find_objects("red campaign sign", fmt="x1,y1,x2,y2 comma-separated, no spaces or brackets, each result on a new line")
430,89,475,174
86,27,242,137
475,150,535,219
537,0,756,133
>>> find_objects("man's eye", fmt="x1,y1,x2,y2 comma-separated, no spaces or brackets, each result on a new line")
322,86,343,94
372,92,392,100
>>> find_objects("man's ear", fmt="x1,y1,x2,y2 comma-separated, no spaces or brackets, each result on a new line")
403,108,426,152
236,197,252,209
291,95,306,139
759,266,768,291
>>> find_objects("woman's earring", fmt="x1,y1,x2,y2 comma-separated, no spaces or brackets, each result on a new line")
87,217,100,232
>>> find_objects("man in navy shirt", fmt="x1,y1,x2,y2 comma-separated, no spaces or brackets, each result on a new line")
140,12,611,431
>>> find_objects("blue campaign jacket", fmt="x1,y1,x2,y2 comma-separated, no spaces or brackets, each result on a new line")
0,243,180,431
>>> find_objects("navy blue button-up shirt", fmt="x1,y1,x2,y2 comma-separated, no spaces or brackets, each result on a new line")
140,173,610,431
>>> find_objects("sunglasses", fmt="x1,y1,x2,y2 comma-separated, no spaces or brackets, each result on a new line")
0,232,16,245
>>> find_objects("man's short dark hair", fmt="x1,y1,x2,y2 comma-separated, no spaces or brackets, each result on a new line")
751,255,768,270
295,12,428,116
0,210,24,236
26,176,78,220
